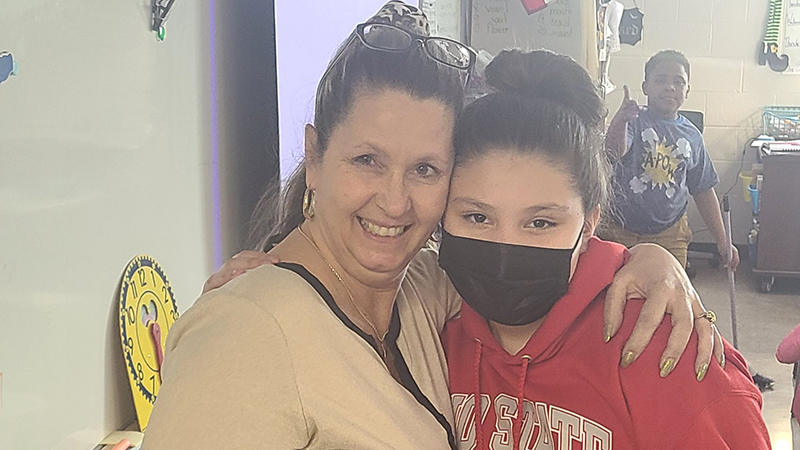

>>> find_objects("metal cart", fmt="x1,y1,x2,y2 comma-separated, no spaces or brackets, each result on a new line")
751,145,800,292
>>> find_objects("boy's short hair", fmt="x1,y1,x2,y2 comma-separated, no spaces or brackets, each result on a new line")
644,50,690,80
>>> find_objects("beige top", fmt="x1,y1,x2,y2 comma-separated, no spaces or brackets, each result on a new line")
142,249,460,450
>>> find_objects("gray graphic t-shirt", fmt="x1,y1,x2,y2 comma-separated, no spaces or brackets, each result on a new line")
611,109,718,234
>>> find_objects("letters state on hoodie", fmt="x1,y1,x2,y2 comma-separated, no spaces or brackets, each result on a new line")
442,237,770,450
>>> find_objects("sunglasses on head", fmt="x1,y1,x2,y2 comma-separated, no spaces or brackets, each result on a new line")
315,22,476,111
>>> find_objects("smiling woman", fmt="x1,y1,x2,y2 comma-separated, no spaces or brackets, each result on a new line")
142,2,469,448
302,88,455,281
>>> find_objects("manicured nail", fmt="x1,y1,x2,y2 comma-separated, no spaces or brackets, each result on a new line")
621,351,635,368
720,353,726,370
603,325,613,343
696,363,709,382
660,359,675,378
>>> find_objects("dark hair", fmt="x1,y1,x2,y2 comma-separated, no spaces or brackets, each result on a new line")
249,26,465,250
644,50,690,80
453,49,610,214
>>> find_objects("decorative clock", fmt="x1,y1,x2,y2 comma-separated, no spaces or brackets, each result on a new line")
118,255,179,431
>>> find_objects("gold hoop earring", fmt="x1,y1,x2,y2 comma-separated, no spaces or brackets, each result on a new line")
303,188,316,219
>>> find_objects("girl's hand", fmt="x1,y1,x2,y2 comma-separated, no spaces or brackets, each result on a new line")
202,251,281,294
604,243,724,380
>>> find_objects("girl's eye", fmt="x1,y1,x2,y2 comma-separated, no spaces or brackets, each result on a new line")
530,219,555,229
353,155,376,166
414,163,439,177
465,213,488,224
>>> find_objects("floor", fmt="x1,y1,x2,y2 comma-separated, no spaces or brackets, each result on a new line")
689,256,800,450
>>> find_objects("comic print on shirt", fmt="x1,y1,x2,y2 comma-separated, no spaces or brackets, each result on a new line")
628,127,691,199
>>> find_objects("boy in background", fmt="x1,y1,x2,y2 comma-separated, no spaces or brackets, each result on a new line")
603,50,739,270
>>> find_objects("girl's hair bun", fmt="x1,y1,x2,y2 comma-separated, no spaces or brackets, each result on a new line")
484,49,604,127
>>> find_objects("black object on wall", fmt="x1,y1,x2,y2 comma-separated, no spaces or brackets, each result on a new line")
215,0,280,258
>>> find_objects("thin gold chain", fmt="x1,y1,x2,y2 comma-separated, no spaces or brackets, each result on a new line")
297,226,390,354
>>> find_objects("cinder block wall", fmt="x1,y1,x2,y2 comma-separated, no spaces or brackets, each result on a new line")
605,0,800,245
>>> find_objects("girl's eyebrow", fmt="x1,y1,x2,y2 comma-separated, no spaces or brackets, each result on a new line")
523,203,571,214
449,197,496,213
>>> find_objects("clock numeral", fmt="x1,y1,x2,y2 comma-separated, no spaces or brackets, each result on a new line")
126,337,134,350
138,269,147,287
150,375,157,393
130,279,138,298
137,363,144,381
170,310,179,321
128,306,136,325
151,270,157,287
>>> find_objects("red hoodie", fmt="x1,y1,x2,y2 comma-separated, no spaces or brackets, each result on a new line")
442,237,770,450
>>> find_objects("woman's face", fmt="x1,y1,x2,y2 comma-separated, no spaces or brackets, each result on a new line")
443,150,599,276
306,88,455,281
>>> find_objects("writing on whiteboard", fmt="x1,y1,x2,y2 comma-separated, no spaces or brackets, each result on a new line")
482,0,510,35
422,0,461,40
537,0,574,38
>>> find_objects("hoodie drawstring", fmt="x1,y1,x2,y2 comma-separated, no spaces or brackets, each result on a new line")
474,340,532,450
473,339,484,450
513,355,532,450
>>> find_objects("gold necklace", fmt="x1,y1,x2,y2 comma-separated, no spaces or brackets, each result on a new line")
297,226,390,359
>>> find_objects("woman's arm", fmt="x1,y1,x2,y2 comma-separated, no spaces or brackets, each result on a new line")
202,250,279,294
203,245,721,380
142,292,309,449
604,243,724,379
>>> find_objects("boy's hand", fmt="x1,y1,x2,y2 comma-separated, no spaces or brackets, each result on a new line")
718,243,740,272
612,85,640,125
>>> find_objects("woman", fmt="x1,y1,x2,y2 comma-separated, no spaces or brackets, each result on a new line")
145,3,720,449
440,49,769,449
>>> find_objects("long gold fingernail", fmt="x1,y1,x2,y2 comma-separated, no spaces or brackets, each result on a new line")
621,351,635,368
604,325,613,343
660,359,675,378
696,363,709,382
720,353,726,370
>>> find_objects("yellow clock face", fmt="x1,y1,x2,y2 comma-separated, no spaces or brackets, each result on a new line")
118,255,179,431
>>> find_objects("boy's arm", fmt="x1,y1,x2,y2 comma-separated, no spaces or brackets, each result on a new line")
693,188,740,271
605,85,639,159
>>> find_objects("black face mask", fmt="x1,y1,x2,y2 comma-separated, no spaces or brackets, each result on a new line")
438,227,583,326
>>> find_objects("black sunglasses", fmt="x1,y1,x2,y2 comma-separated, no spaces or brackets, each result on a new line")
316,22,476,111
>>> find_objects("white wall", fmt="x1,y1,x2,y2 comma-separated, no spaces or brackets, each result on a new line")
0,1,212,449
275,0,396,180
606,0,800,244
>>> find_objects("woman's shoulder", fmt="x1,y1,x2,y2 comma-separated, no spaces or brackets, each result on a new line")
183,264,327,329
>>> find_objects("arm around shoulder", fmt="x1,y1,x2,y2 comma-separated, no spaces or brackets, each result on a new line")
142,291,310,449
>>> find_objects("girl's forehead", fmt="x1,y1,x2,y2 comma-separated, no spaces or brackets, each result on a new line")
450,151,581,205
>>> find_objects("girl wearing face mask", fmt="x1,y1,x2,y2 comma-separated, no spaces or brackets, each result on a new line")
439,49,770,450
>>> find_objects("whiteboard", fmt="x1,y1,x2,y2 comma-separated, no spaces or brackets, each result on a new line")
781,0,800,74
470,0,590,65
0,1,212,449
